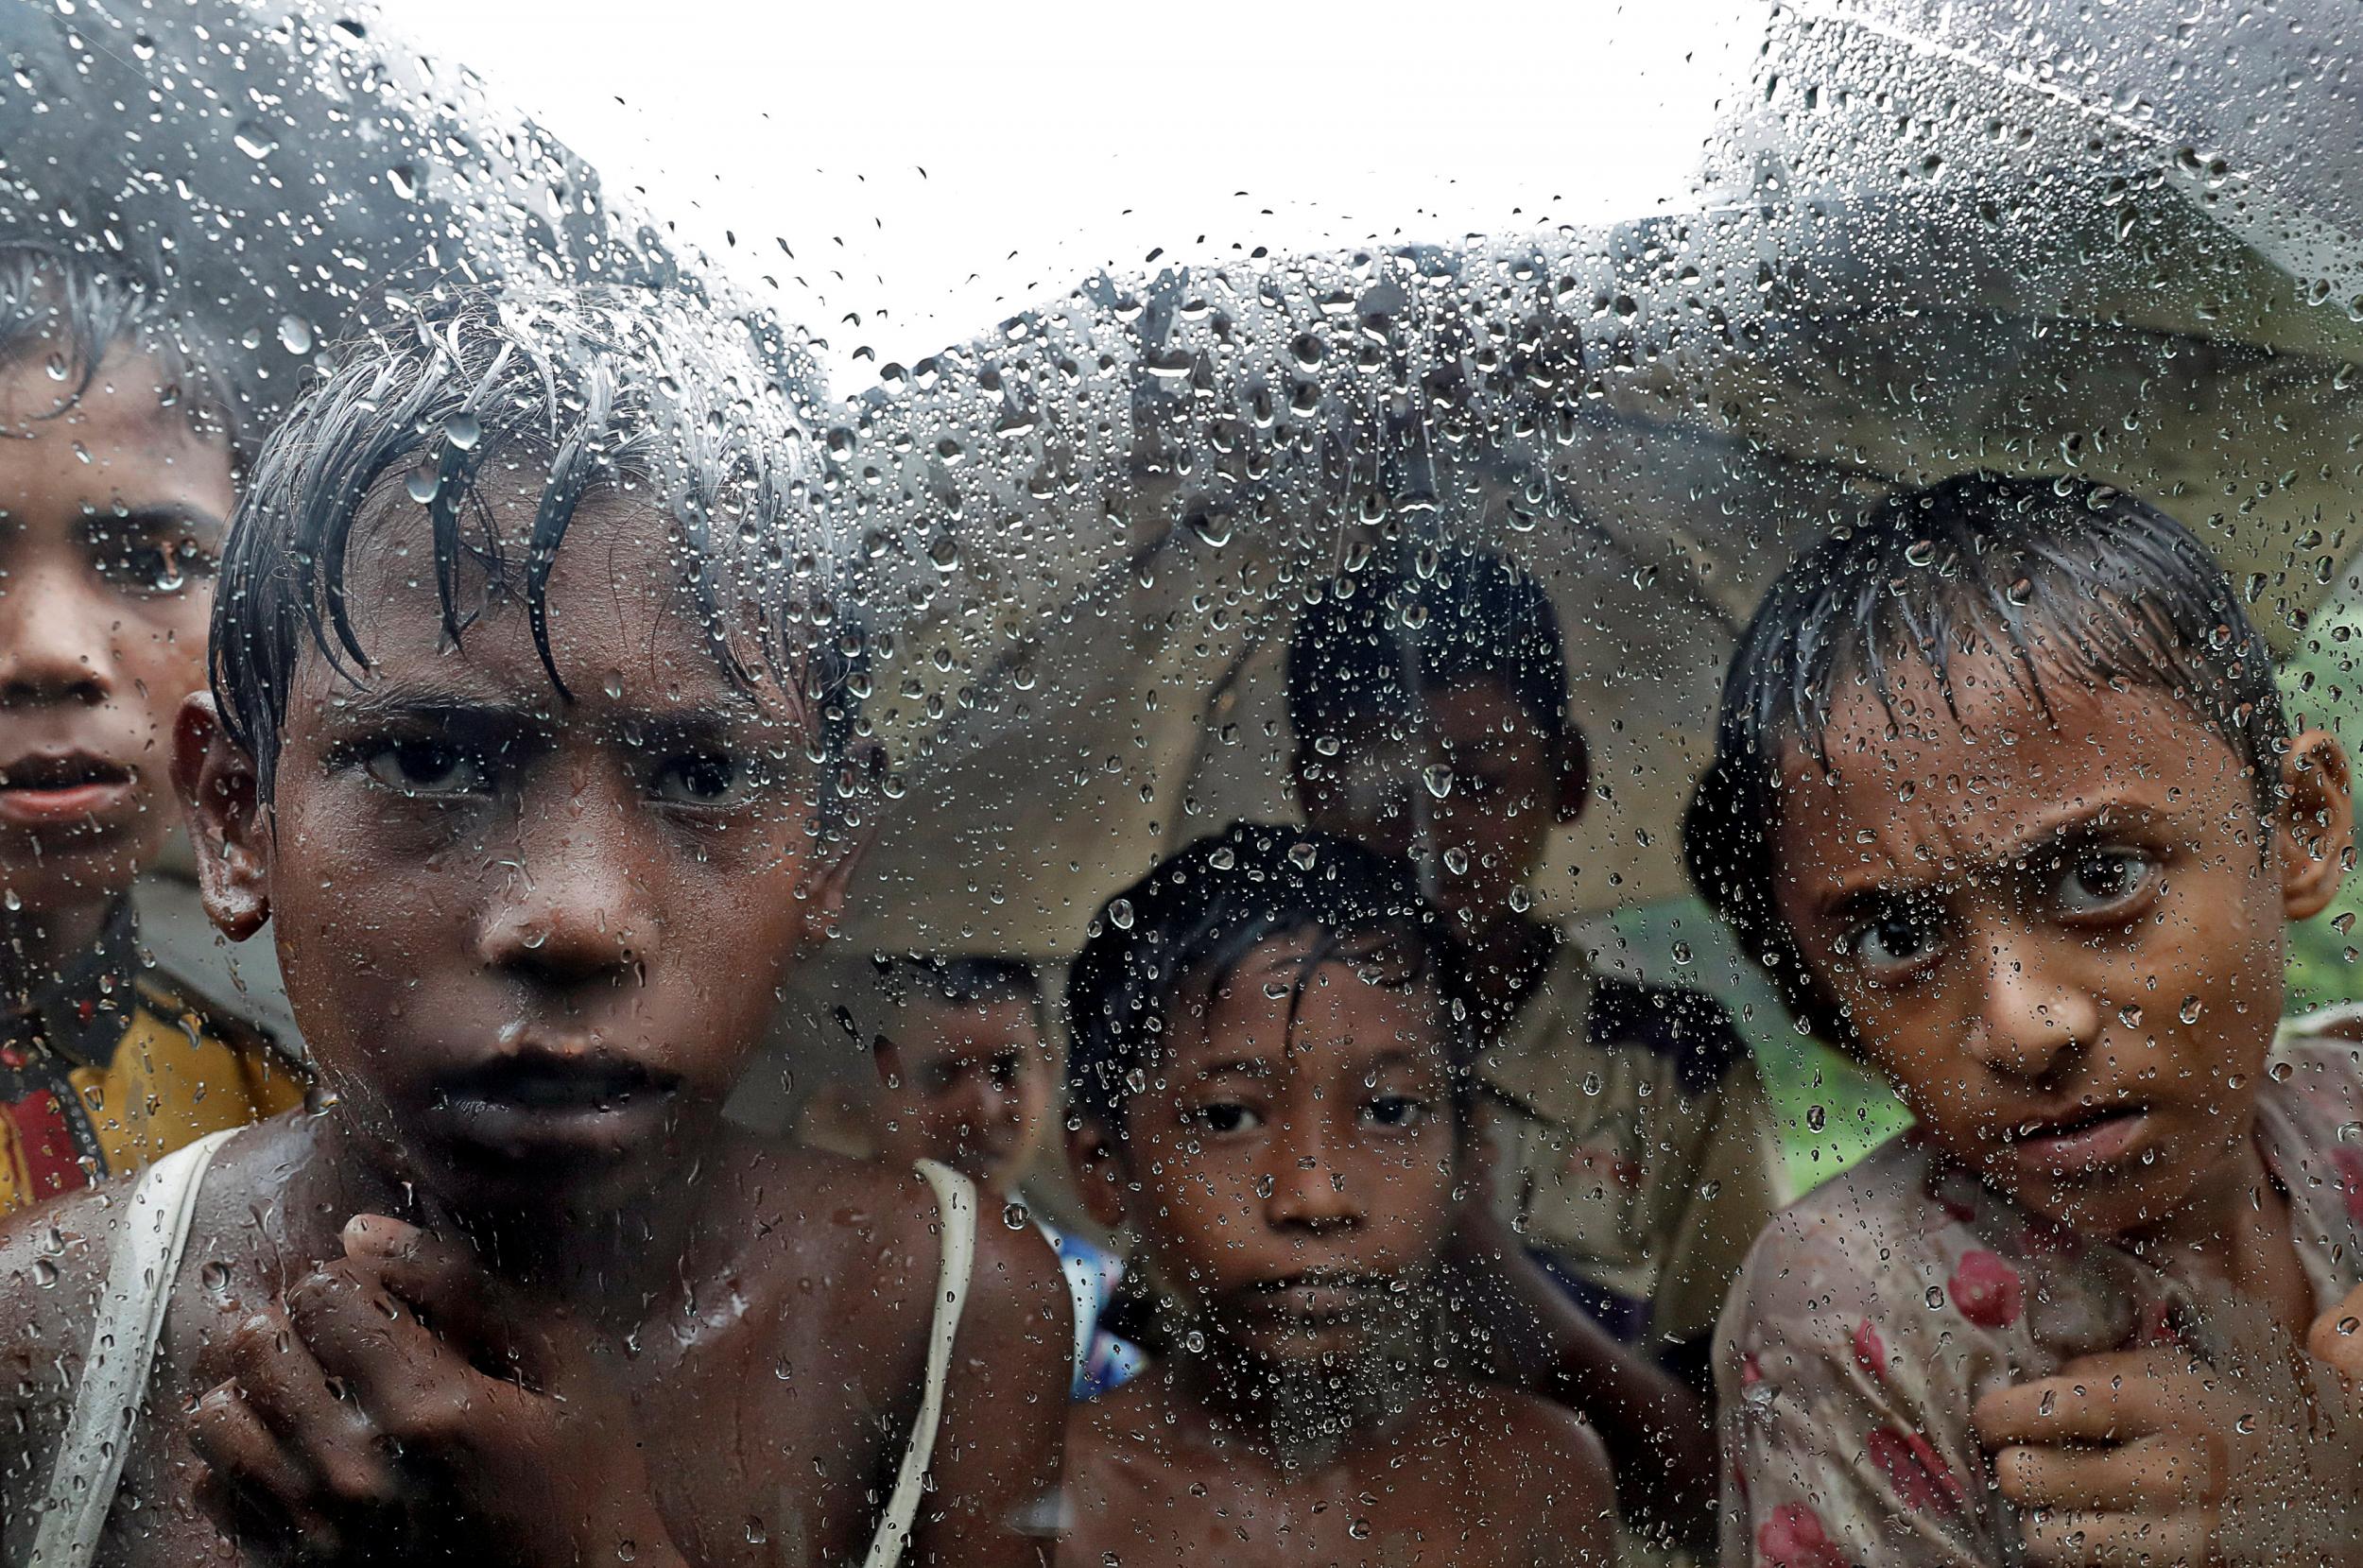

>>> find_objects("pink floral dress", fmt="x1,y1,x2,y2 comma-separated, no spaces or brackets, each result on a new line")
1716,1024,2363,1566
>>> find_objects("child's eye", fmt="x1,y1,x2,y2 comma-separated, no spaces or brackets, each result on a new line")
1191,1102,1261,1134
1840,899,1943,978
2056,847,2158,917
649,751,754,806
92,533,217,595
1361,1094,1433,1129
363,738,490,798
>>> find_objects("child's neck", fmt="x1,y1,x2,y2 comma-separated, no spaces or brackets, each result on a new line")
291,1109,716,1332
1456,909,1560,1036
2120,1123,2313,1334
0,895,121,1016
1164,1335,1434,1471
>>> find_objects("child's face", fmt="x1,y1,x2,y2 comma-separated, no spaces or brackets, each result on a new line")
1102,933,1460,1367
0,350,228,917
1770,646,2352,1240
201,475,845,1214
1297,676,1576,927
872,993,1051,1188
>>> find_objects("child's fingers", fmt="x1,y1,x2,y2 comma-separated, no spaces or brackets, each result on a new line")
2305,1283,2363,1382
223,1307,405,1512
2018,1507,2212,1568
1992,1435,2216,1511
1975,1374,2133,1447
285,1259,489,1447
341,1214,546,1377
187,1380,347,1559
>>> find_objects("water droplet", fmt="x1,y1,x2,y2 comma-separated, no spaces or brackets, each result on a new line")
1186,511,1233,549
1208,847,1235,870
1349,1520,1372,1542
1288,842,1318,871
444,411,482,451
3,888,21,912
405,468,440,505
275,315,314,355
1422,764,1455,800
1441,846,1470,875
1924,1286,1946,1310
2180,997,2203,1024
232,120,279,161
2039,1388,2055,1417
31,1258,58,1287
387,163,419,200
1107,898,1134,931
1806,1104,1826,1132
1905,539,1937,567
200,1260,233,1294
1581,1071,1602,1097
745,1519,769,1546
1001,1201,1030,1231
1182,1329,1206,1354
2119,1005,2143,1028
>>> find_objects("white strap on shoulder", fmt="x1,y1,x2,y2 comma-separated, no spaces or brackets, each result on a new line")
30,1127,236,1568
862,1158,979,1568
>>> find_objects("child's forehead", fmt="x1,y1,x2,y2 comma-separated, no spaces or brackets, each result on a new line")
1174,939,1448,1061
1774,651,2254,867
292,479,797,726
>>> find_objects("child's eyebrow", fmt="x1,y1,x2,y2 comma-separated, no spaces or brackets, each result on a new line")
1809,800,2172,912
92,501,227,543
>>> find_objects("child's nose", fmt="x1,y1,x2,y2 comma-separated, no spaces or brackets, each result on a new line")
1261,1133,1365,1232
1965,931,2099,1080
474,806,643,985
0,557,112,708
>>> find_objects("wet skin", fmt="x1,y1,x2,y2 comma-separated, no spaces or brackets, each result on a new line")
1769,650,2352,1305
0,349,229,977
0,480,1069,1566
1768,647,2357,1566
872,993,1053,1189
1061,935,1616,1568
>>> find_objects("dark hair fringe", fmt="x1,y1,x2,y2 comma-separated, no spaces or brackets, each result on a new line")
1682,472,2291,1041
0,239,243,457
211,283,854,809
1285,546,1574,750
1064,820,1475,1129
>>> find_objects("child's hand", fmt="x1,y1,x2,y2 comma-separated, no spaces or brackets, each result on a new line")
2306,1282,2363,1388
191,1215,686,1568
1974,1348,2244,1566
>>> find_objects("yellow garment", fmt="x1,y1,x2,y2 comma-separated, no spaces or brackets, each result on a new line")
0,960,304,1213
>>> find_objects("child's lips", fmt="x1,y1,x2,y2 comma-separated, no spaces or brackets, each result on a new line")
2002,1103,2150,1174
0,752,136,827
427,1051,681,1158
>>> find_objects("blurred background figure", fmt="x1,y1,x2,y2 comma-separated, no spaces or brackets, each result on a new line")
802,955,1142,1399
0,242,303,1211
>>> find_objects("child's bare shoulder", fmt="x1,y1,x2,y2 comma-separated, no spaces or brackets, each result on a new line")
1427,1377,1613,1490
723,1139,1063,1318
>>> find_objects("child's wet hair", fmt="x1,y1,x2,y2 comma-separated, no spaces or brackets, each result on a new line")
1065,821,1475,1129
1683,472,2290,1036
0,239,242,456
211,284,854,808
873,953,1040,1009
1286,547,1574,749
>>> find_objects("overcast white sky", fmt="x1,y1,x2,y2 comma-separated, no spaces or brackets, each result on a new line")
384,0,1768,384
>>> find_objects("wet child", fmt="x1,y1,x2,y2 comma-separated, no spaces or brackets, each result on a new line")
1059,820,1618,1568
1687,474,2363,1565
0,286,1069,1566
809,953,1142,1399
1286,549,1787,1543
0,242,302,1213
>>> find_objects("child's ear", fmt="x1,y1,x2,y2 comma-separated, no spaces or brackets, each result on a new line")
1553,725,1592,825
172,693,272,941
2278,728,2354,922
1064,1113,1130,1233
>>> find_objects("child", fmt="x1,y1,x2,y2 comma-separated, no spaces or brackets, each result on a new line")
0,287,1069,1566
0,241,302,1212
815,953,1142,1399
1059,820,1618,1568
1286,549,1788,1542
1686,474,2363,1565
